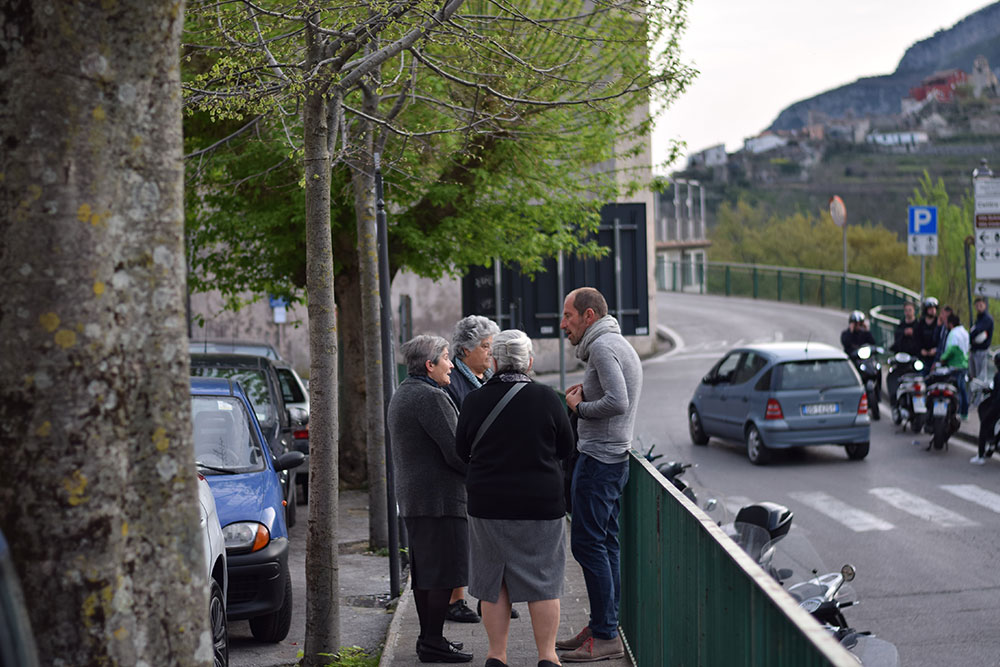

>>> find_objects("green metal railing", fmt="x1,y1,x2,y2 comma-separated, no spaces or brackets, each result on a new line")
656,260,920,350
620,453,858,667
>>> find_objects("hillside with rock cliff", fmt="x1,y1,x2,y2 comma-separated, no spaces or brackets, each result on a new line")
768,2,1000,131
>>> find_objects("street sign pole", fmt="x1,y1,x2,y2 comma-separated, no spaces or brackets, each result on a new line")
921,256,925,302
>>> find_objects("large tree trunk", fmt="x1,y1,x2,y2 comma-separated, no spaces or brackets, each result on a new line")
0,3,209,665
334,265,369,488
351,93,389,549
302,19,341,666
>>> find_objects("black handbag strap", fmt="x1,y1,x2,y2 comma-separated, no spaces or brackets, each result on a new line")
471,382,527,453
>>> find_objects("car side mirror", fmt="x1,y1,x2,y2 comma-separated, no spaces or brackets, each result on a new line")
287,406,309,427
702,374,717,385
275,451,306,471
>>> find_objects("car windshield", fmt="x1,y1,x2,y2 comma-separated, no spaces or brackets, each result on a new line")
277,368,306,404
191,396,267,474
190,367,276,426
775,359,858,390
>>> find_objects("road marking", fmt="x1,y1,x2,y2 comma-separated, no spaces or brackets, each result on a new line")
788,491,895,532
869,487,978,527
940,484,1000,514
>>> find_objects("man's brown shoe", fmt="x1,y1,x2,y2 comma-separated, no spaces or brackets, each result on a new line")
560,636,624,663
555,626,591,651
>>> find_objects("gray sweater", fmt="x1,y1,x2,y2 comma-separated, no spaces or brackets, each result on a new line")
387,376,467,518
576,323,643,464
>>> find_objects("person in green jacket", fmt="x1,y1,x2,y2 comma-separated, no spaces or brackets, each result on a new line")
939,312,970,418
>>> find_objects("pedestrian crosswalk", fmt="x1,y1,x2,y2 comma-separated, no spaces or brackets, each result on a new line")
748,484,1000,533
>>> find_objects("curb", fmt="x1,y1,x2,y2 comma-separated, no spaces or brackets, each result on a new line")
377,578,413,667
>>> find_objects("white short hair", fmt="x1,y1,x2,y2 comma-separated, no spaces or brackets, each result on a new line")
491,329,532,373
451,315,500,360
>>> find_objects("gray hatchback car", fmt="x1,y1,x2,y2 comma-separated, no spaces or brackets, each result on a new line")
689,342,871,464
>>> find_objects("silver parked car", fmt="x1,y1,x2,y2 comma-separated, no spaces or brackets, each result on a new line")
689,342,871,465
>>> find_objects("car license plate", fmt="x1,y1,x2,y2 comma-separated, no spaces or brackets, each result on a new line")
802,403,839,416
932,400,948,417
913,396,927,413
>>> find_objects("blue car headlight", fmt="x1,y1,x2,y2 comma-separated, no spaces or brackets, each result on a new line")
223,522,270,554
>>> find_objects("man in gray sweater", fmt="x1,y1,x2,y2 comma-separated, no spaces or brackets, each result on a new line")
556,287,642,662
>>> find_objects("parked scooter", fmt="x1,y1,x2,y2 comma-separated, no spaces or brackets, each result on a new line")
849,345,884,421
887,351,927,432
641,444,727,523
733,508,898,666
925,365,961,450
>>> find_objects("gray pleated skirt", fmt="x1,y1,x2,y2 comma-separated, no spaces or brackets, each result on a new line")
468,516,566,603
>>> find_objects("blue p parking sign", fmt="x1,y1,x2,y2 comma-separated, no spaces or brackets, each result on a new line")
908,206,937,235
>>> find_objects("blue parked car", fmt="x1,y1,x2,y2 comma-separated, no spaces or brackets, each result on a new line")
190,377,304,642
689,342,871,465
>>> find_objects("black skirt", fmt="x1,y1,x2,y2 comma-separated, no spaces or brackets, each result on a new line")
404,515,469,590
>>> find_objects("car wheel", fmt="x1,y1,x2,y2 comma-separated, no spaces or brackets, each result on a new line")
249,569,293,643
210,579,229,667
689,406,709,446
845,441,870,460
745,425,771,465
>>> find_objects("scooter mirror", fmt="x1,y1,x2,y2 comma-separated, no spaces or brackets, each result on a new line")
841,563,856,582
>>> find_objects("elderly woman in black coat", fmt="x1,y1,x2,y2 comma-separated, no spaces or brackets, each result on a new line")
456,329,574,667
387,334,472,663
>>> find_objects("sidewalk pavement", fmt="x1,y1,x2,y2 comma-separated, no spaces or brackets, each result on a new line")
379,528,632,667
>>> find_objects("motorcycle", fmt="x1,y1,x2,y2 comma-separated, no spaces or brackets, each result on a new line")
849,345,884,421
887,352,927,433
733,508,898,666
641,444,728,524
975,380,1000,459
924,365,961,451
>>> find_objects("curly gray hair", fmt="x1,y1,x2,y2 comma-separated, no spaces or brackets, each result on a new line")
491,329,533,374
450,315,500,360
400,335,449,376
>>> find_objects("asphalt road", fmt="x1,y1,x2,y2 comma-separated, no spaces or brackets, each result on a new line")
644,292,1000,667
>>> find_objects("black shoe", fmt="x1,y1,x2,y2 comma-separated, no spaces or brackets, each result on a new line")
417,637,473,663
538,661,561,667
446,599,481,623
485,659,508,667
476,600,519,619
416,638,464,652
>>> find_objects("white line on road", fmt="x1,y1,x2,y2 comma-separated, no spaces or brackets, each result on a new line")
788,491,895,532
940,484,1000,514
869,487,978,528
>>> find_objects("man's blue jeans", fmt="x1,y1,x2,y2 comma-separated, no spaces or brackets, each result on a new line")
954,369,969,417
570,453,630,640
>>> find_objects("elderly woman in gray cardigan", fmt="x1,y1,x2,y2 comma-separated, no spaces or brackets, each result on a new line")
387,334,473,664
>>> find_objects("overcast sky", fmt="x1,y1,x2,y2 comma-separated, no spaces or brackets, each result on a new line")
652,0,996,173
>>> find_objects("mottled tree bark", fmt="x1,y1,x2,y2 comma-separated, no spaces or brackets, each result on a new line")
0,1,210,665
350,85,389,549
302,17,341,666
335,264,369,489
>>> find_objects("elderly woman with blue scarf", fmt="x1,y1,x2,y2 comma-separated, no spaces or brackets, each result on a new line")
444,315,511,624
446,315,501,410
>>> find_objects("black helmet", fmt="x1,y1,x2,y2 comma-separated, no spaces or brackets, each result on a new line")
849,310,866,324
922,296,939,311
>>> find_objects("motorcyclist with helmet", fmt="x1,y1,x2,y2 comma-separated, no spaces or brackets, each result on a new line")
914,297,942,370
842,311,881,418
841,310,876,354
973,350,1000,465
888,301,922,409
